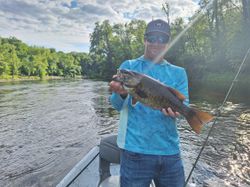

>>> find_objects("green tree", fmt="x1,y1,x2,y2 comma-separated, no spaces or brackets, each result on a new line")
0,53,9,76
90,20,116,79
0,44,10,76
32,48,48,78
47,50,59,76
7,45,20,78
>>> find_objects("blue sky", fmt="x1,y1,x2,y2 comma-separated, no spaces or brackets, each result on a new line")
0,0,199,53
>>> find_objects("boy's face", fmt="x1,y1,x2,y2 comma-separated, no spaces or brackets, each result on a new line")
144,32,169,62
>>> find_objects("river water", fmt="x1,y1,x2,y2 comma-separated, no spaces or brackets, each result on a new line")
0,79,249,187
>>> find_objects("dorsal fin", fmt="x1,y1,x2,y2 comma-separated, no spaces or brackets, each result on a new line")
168,87,185,101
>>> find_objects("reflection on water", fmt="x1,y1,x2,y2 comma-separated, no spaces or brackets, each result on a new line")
91,82,119,136
0,79,249,187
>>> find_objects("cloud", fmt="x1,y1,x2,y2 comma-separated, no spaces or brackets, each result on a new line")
0,0,199,52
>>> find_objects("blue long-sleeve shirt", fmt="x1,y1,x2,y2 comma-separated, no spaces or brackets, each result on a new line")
110,56,189,155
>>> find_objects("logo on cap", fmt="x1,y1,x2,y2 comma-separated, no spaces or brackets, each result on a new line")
145,19,170,36
156,23,162,28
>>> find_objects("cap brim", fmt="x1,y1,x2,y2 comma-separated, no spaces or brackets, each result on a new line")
145,31,170,36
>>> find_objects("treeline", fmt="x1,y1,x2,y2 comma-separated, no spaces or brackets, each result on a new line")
167,0,250,86
89,0,250,83
0,19,147,80
1,0,249,94
88,0,250,97
0,37,90,79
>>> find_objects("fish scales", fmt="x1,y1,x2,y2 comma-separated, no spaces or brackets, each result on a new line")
133,76,188,114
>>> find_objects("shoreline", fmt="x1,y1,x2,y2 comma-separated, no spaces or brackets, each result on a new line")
0,76,83,83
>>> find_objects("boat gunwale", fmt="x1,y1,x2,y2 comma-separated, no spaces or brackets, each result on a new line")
56,146,100,187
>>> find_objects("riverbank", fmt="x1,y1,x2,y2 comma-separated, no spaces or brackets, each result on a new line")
0,75,83,83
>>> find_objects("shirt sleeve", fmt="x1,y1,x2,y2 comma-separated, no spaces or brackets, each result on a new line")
176,68,189,106
109,60,130,111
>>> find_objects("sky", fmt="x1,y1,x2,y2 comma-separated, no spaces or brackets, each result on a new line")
0,0,200,53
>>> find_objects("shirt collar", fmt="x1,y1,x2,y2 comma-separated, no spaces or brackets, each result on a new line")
139,56,170,66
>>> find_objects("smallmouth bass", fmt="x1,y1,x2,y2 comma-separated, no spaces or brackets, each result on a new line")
113,69,214,134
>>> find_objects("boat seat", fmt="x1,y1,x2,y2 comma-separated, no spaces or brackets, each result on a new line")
98,135,120,186
98,135,155,187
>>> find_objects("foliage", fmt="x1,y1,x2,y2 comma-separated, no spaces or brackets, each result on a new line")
89,20,146,80
164,0,250,93
0,37,84,79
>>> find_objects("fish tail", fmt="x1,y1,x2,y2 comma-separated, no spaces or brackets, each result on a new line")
186,109,214,134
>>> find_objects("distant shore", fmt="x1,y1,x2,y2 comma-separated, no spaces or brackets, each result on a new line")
0,76,83,83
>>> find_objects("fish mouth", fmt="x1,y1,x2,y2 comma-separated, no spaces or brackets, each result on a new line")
112,69,133,82
112,70,124,83
112,69,140,88
112,76,123,83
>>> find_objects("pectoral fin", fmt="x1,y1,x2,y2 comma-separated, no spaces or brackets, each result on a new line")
132,97,137,105
167,87,185,101
135,89,148,98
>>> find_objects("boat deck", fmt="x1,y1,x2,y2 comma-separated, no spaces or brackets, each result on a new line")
57,146,119,187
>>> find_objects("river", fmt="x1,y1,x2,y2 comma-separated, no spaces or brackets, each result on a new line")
0,79,249,187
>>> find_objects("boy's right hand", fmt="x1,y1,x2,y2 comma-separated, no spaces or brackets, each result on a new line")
109,75,128,95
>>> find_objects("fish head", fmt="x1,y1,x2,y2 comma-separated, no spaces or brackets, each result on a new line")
113,69,141,88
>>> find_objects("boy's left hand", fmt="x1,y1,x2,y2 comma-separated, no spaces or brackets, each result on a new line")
162,107,180,118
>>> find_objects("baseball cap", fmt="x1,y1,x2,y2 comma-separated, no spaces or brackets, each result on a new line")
145,19,170,36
